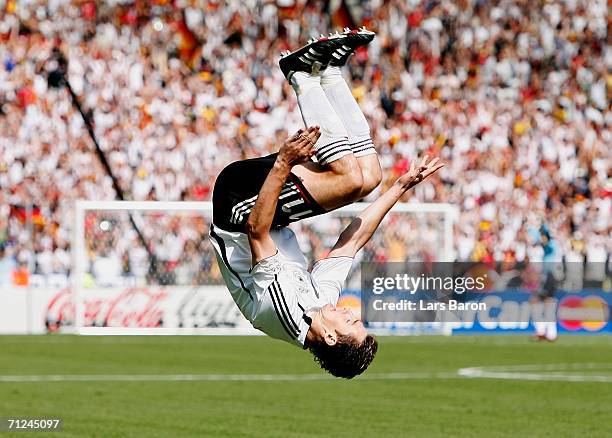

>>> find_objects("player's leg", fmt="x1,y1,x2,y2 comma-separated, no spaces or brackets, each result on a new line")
288,71,364,211
320,28,381,196
277,35,367,211
530,295,547,340
544,319,558,342
320,65,381,197
291,29,380,204
214,33,375,230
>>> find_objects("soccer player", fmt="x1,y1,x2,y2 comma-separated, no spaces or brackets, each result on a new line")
209,30,445,378
531,225,560,342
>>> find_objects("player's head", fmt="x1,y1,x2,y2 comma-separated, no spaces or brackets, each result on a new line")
307,305,378,379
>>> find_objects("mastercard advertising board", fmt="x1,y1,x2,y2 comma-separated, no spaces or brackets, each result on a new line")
449,290,611,334
356,262,611,335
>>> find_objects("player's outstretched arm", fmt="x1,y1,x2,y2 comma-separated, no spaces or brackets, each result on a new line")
246,126,321,266
327,155,444,258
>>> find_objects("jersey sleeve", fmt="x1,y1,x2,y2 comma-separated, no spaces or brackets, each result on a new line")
310,256,354,304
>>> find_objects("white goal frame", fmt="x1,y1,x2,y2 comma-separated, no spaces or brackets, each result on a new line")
73,200,457,335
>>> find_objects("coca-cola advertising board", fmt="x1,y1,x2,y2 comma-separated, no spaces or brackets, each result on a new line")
0,286,258,334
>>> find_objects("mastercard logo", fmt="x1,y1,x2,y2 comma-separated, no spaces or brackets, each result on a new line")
557,295,609,331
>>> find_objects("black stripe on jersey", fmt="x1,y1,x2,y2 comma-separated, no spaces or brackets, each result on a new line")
269,282,297,339
272,281,299,334
308,275,320,298
271,279,300,335
210,224,253,301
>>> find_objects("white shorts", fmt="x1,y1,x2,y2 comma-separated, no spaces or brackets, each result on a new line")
251,252,353,306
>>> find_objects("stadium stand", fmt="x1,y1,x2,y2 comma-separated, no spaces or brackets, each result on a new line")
0,0,609,286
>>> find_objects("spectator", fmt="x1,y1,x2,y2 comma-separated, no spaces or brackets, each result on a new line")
0,0,608,286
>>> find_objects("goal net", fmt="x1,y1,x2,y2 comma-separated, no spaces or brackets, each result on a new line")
69,200,456,335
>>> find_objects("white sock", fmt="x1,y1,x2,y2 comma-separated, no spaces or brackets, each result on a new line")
534,321,546,336
320,66,376,157
545,321,557,341
291,72,352,165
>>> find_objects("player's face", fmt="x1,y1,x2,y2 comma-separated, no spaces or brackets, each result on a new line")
320,304,368,343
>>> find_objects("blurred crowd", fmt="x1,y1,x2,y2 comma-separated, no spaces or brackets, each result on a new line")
0,0,609,287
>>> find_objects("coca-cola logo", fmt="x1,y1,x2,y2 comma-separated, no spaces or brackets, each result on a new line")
46,288,167,332
105,288,166,328
46,288,74,332
176,288,244,328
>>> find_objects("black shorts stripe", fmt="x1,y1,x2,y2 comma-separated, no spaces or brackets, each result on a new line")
212,153,325,231
230,184,296,222
272,281,299,333
269,283,297,339
210,225,253,301
231,188,299,224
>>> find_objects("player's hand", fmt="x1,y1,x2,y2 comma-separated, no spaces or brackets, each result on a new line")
396,155,445,190
277,126,320,168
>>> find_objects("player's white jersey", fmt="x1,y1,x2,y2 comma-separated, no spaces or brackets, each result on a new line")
209,224,353,347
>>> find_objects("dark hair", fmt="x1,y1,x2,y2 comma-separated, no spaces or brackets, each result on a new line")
308,334,378,379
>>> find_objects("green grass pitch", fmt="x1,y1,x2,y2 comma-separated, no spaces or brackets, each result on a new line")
1,335,611,437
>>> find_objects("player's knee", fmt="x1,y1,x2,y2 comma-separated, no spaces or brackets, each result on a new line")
361,161,382,196
344,167,364,200
332,155,363,199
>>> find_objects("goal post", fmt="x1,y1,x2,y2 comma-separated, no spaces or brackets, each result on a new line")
71,200,457,335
